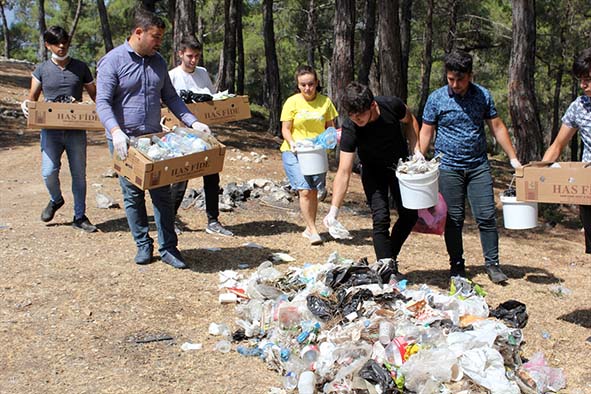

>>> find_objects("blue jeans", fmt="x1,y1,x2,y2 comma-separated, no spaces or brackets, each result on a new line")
40,129,87,219
439,161,499,266
108,140,177,253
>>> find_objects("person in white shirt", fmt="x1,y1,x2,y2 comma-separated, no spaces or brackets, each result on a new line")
169,37,233,237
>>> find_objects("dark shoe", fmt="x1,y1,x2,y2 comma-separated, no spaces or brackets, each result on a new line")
72,216,98,233
161,250,188,269
174,221,183,235
485,264,508,284
135,244,154,265
377,258,403,282
41,199,64,222
450,260,467,278
206,221,234,237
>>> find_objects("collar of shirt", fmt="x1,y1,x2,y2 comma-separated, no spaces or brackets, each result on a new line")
581,95,591,112
124,40,147,59
447,82,476,98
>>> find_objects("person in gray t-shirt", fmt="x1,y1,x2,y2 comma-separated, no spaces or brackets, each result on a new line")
21,26,98,233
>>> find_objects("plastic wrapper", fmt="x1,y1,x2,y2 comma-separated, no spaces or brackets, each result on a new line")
413,193,447,235
519,352,566,393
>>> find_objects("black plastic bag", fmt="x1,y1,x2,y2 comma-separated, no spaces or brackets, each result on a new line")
358,359,398,392
490,299,528,328
306,294,337,321
325,258,382,289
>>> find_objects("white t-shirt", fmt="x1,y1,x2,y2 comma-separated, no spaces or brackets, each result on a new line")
168,66,215,95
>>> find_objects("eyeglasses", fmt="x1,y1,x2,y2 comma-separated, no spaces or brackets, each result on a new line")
576,76,591,85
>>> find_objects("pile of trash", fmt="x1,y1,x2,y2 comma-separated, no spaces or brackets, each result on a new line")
293,127,338,152
396,154,441,176
213,252,565,394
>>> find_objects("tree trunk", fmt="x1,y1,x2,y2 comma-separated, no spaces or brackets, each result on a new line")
96,0,114,53
216,0,237,93
306,0,317,68
378,0,403,97
399,0,412,102
236,0,244,95
550,66,563,145
173,0,195,63
358,0,376,86
508,0,543,163
442,0,458,84
0,0,10,58
417,0,433,123
263,0,281,135
38,0,47,60
68,0,84,44
330,0,355,126
570,78,579,161
197,14,204,66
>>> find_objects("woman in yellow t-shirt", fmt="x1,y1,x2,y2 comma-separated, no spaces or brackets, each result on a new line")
280,65,338,245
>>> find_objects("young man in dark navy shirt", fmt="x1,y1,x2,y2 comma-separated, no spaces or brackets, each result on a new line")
324,82,420,277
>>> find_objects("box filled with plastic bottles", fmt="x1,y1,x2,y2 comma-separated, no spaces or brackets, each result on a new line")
112,128,226,190
515,161,591,205
26,102,104,130
161,95,251,127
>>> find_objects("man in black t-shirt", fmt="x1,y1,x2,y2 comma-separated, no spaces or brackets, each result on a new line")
324,82,420,275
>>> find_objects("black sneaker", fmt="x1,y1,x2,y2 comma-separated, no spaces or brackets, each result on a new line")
485,264,508,284
450,260,467,278
72,216,98,233
206,221,234,237
41,199,64,222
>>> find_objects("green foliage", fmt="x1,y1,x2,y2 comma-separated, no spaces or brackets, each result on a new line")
3,0,591,141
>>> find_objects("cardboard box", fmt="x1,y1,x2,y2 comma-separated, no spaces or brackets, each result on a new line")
515,162,591,205
113,133,226,190
27,102,104,130
161,95,251,127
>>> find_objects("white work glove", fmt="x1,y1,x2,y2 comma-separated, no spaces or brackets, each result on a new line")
290,141,298,153
111,128,129,160
21,100,30,118
191,121,211,134
510,158,522,169
412,149,425,161
323,206,339,228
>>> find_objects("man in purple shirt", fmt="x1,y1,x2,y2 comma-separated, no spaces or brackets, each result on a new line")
96,9,210,269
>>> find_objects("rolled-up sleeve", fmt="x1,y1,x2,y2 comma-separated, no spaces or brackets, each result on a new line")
161,72,198,126
96,56,120,137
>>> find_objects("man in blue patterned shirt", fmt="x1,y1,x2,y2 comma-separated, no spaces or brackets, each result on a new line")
419,50,521,284
543,48,591,254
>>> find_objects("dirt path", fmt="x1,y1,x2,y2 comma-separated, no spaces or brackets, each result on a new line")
0,60,589,393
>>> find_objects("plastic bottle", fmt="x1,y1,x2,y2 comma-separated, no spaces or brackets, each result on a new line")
297,321,321,343
379,320,395,345
300,345,319,368
236,345,262,357
151,135,176,157
214,340,231,353
314,127,338,149
297,370,316,394
283,371,298,392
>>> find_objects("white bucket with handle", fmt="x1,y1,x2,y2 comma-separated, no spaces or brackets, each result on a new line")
396,168,439,209
500,195,538,229
297,146,328,175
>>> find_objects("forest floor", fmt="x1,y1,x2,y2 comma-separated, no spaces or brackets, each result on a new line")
0,59,590,394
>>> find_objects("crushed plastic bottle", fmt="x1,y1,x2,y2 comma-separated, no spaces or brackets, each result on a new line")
312,127,338,149
236,345,262,357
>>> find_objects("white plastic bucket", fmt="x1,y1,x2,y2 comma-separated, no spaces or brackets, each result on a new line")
396,168,439,209
297,147,328,175
500,195,538,230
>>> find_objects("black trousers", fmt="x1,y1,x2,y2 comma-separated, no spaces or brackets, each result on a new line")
581,204,591,254
170,173,220,224
361,166,418,260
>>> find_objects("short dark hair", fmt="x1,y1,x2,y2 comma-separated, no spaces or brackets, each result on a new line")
444,50,473,74
294,64,322,92
573,48,591,78
342,81,374,114
179,37,203,53
44,26,69,45
133,7,166,31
